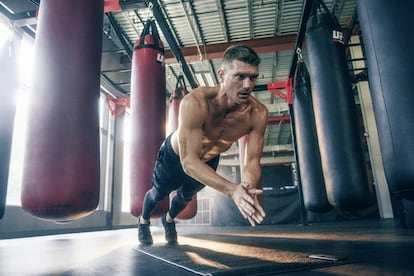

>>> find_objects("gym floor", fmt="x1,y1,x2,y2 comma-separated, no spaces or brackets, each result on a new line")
0,219,413,275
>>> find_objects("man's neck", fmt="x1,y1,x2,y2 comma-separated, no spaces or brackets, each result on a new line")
215,89,246,114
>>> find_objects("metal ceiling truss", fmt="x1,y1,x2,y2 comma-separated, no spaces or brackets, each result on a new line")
149,0,197,88
1,0,360,166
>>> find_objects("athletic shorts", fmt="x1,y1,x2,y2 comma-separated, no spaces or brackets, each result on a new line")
152,134,220,200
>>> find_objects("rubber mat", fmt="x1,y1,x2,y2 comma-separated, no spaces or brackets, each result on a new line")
136,236,348,276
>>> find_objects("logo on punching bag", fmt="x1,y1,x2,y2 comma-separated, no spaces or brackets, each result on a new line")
157,53,165,66
332,30,344,44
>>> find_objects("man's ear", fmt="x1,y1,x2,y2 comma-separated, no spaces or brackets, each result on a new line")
217,68,225,83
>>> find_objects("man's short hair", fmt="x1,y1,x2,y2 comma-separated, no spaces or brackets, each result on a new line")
222,44,261,66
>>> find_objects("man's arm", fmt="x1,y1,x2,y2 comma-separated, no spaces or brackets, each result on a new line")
242,103,268,188
239,102,268,225
176,94,238,197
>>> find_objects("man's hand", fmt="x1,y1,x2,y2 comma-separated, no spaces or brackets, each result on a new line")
231,182,266,226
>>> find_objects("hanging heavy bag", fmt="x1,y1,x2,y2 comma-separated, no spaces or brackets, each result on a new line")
356,0,414,201
166,76,197,219
293,57,332,213
306,2,373,211
21,0,103,221
129,19,169,217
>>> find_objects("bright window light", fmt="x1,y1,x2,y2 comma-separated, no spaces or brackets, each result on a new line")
5,33,34,206
18,37,35,87
0,20,12,42
122,114,131,212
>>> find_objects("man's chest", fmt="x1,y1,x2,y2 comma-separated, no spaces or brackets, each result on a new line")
203,115,251,142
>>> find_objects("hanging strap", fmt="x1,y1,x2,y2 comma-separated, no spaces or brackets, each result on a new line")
133,19,164,52
170,75,187,101
308,0,344,45
294,48,312,99
309,0,342,30
175,75,186,90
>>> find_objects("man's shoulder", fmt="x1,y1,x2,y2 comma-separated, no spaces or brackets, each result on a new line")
248,97,269,125
183,86,218,103
181,87,215,110
191,86,219,96
249,96,268,112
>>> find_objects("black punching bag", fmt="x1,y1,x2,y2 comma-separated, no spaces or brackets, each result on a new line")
129,19,169,218
293,59,332,213
0,40,18,219
356,0,414,200
306,9,372,210
21,0,103,221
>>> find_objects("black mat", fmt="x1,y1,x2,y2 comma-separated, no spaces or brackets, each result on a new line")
136,242,348,276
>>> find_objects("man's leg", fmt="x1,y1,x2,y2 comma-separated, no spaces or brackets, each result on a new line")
160,193,189,245
162,157,219,244
168,193,193,219
161,182,205,244
141,187,165,221
138,187,166,245
167,155,218,219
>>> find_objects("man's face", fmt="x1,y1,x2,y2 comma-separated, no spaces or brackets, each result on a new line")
218,59,259,104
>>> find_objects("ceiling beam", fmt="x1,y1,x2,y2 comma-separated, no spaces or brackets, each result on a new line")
149,0,198,88
164,34,297,64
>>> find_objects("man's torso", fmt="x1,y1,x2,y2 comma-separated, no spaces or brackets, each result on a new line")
171,87,262,161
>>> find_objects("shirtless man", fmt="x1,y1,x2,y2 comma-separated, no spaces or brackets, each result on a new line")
138,44,269,245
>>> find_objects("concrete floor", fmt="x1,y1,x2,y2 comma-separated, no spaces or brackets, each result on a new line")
0,219,413,275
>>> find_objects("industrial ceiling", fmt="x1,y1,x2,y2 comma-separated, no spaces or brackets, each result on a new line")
0,0,359,165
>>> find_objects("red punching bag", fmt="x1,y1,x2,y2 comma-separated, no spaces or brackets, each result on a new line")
166,75,188,135
0,40,18,219
129,19,169,217
21,0,103,221
167,76,196,219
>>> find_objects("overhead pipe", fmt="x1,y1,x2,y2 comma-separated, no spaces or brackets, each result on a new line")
179,0,203,61
147,0,198,88
106,13,133,60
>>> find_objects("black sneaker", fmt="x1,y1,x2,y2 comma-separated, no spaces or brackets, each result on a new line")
138,219,153,245
161,214,178,245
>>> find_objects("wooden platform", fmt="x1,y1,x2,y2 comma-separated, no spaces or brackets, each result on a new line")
0,219,413,275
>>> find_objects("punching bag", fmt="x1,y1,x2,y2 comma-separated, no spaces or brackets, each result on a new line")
293,59,332,213
0,40,18,219
21,0,103,221
167,76,196,219
130,19,169,217
166,75,188,136
306,7,372,211
356,0,414,200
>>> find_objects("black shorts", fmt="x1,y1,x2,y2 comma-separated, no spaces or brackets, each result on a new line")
152,134,220,200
